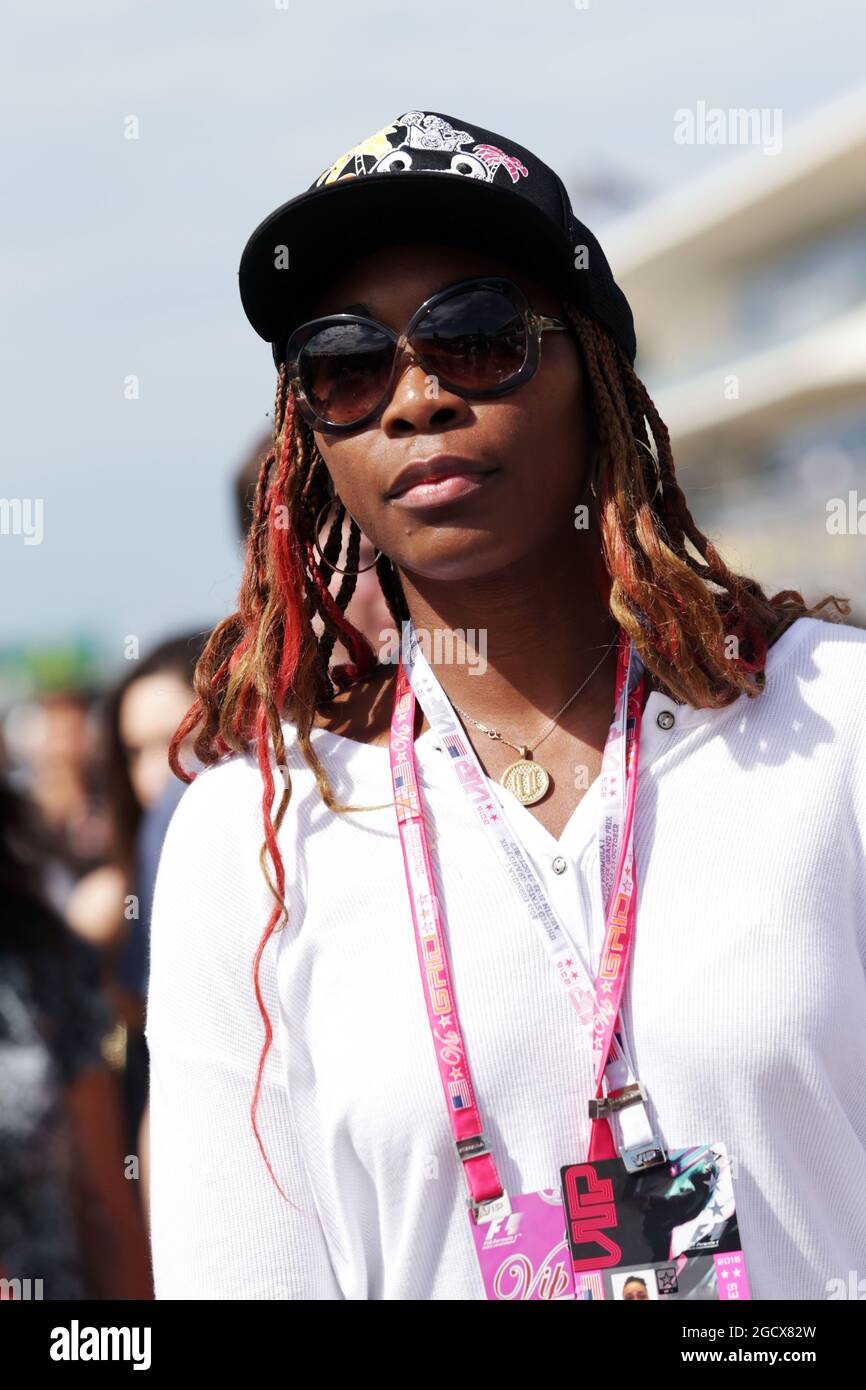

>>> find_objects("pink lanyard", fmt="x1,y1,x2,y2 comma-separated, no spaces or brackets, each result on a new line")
389,626,653,1220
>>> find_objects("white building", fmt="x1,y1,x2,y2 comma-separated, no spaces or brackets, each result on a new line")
604,85,866,620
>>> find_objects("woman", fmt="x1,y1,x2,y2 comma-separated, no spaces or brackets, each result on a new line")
67,633,204,1182
66,633,205,955
622,1276,650,1301
0,776,152,1299
145,110,866,1301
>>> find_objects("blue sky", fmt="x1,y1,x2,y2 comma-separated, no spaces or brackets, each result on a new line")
3,0,865,674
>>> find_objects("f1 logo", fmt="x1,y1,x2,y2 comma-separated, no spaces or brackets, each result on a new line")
483,1211,523,1246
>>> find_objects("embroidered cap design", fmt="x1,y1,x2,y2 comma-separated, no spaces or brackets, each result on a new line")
315,110,529,188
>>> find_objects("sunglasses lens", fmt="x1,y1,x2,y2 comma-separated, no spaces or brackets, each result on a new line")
414,285,528,391
298,321,394,426
295,284,533,427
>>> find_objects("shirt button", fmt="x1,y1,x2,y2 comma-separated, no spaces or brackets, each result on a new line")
552,855,568,875
656,709,676,730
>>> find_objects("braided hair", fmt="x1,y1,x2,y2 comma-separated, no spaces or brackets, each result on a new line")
168,306,848,1193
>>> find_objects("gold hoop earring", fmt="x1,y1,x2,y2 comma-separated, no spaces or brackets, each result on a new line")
312,497,382,575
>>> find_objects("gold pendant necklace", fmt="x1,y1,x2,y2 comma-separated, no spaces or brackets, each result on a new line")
500,748,550,807
449,632,619,808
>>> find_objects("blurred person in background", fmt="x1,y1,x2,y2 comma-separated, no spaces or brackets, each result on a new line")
4,690,112,900
0,774,152,1299
65,633,206,1174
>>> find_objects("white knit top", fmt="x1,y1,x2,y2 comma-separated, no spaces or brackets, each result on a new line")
145,616,866,1300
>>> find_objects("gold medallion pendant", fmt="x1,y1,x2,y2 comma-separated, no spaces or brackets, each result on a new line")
500,752,550,806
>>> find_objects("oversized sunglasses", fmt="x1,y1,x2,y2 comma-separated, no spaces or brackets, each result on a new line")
283,276,571,432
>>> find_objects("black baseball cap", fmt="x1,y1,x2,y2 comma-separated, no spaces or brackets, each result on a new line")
238,108,637,368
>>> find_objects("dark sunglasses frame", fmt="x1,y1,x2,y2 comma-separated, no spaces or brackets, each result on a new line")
283,275,571,432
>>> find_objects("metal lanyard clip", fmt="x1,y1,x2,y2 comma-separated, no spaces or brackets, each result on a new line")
588,1082,668,1173
456,1132,491,1161
620,1139,668,1173
467,1191,512,1225
587,1080,648,1121
457,1134,513,1224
